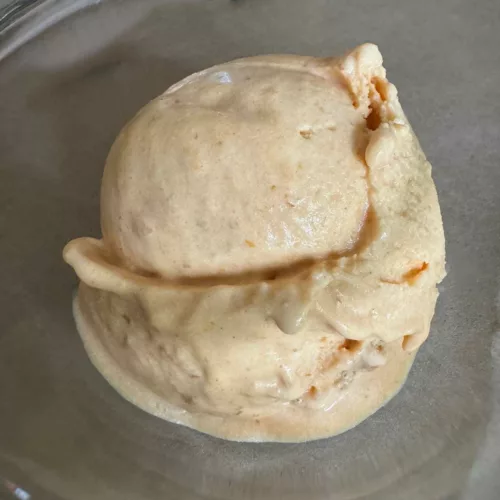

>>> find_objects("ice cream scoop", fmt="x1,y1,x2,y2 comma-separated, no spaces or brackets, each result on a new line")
63,44,445,442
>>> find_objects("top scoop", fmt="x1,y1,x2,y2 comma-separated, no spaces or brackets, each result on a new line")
102,44,392,279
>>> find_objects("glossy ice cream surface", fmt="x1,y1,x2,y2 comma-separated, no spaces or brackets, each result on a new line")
64,44,445,441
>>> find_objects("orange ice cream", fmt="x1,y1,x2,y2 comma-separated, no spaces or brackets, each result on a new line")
64,44,445,442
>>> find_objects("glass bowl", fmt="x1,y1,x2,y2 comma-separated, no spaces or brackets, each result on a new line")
0,1,498,499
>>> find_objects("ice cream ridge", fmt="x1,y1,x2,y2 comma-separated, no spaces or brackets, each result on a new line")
63,44,445,442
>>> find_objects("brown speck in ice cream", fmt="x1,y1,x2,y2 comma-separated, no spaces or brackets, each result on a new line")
381,262,429,285
341,339,362,352
403,262,429,284
308,385,318,397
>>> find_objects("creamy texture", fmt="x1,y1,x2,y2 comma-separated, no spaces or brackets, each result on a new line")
101,55,370,278
72,286,416,441
63,44,446,442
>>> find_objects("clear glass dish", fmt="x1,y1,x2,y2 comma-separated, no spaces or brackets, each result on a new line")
0,1,498,499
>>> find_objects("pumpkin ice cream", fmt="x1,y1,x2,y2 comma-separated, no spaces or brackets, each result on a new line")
63,44,445,442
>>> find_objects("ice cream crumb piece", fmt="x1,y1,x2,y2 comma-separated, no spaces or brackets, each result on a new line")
365,123,396,168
